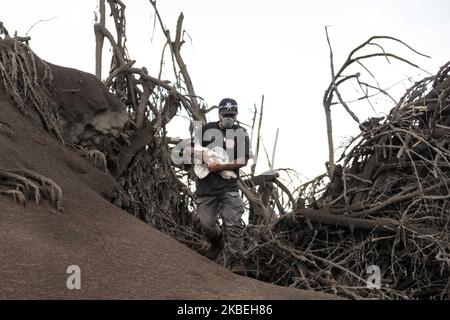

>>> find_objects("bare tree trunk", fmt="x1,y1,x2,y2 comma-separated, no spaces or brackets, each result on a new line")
324,27,336,177
324,101,334,177
251,95,264,176
149,1,205,122
173,13,199,111
270,128,279,170
95,0,106,79
136,83,151,129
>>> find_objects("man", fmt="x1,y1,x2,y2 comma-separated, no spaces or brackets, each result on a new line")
187,98,251,270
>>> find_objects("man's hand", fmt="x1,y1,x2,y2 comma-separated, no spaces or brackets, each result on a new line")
203,151,215,164
207,162,224,172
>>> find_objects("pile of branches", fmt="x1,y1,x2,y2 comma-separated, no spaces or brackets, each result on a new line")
90,2,449,299
0,25,66,212
242,64,450,299
91,0,212,251
118,136,203,246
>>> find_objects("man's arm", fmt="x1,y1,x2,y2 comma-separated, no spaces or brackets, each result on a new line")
207,157,248,172
208,128,252,172
185,146,214,164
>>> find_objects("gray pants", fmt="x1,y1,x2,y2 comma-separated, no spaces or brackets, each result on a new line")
196,191,245,255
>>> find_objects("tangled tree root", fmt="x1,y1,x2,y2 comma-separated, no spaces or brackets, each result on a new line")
83,149,108,172
279,62,450,299
0,38,63,141
118,135,202,245
0,168,63,211
71,145,108,172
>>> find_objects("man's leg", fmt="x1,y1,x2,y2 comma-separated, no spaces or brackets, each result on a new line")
196,195,224,259
219,191,245,257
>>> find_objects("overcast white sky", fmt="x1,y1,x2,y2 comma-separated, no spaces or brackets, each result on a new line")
2,0,450,182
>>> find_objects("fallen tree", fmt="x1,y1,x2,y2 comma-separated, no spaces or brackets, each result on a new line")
277,61,450,299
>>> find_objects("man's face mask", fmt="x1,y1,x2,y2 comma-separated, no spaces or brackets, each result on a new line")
221,114,236,129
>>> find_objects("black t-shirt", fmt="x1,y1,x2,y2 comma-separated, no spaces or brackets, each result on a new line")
194,121,251,197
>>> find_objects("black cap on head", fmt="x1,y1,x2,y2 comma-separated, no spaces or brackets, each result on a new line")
218,98,238,115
